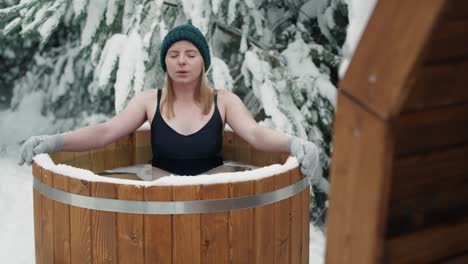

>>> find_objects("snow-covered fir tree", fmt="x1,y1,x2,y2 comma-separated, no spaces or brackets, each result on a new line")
0,0,348,227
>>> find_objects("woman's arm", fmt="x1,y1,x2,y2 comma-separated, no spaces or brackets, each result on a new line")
61,90,149,151
221,90,289,153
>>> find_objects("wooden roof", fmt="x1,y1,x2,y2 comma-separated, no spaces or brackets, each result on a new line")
325,0,468,263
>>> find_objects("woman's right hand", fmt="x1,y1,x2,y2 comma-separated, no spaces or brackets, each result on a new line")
18,134,63,166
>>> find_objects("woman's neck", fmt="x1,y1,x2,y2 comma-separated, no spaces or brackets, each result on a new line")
171,80,200,102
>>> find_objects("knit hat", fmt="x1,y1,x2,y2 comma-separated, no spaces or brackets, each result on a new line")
160,23,211,72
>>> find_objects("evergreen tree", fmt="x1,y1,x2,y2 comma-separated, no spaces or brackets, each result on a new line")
0,0,348,227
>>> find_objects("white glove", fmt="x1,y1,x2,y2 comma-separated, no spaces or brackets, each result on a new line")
288,136,329,194
18,134,63,166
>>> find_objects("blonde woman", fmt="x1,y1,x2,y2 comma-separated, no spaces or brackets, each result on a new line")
19,24,328,193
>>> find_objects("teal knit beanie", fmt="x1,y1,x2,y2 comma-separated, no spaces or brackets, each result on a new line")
160,23,211,72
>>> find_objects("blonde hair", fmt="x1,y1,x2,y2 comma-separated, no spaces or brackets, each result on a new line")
161,66,214,119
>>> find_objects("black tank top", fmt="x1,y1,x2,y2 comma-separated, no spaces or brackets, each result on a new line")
151,89,224,175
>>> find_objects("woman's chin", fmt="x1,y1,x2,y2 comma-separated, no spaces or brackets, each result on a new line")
172,77,195,84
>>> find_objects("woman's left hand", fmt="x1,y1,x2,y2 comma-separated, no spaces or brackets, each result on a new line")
289,136,329,194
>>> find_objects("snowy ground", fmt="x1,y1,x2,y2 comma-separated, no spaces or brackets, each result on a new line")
0,155,325,263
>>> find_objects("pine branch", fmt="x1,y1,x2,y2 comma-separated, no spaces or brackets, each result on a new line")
2,17,21,35
20,6,54,38
0,0,41,21
213,20,267,50
162,0,178,7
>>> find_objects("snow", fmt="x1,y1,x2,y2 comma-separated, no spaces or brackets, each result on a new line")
122,0,135,33
81,0,107,48
339,0,378,78
20,2,52,36
281,34,321,78
212,56,234,91
3,17,21,35
105,0,119,26
180,0,210,35
211,0,222,15
242,49,295,135
33,153,299,186
0,91,54,153
72,0,87,18
114,30,145,112
227,0,240,24
38,0,67,44
0,157,35,264
96,34,128,89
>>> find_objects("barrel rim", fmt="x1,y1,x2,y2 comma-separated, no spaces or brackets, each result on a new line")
32,153,300,187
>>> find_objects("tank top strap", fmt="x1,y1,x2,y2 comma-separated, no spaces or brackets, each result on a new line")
157,89,162,111
214,92,218,106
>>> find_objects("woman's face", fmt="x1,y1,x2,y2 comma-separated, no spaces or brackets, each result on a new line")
165,40,204,85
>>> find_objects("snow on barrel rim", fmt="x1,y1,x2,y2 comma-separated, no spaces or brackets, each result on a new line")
32,126,299,187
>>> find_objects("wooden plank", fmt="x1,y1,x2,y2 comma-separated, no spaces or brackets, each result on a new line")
134,130,152,165
391,144,468,200
254,175,276,264
394,103,468,156
117,184,144,264
388,217,468,263
425,18,468,62
90,147,106,173
387,181,468,238
172,185,201,264
41,168,55,263
272,152,289,165
104,142,117,171
49,152,61,164
274,172,291,264
388,144,468,237
290,169,303,264
74,151,91,171
144,185,173,264
32,162,43,264
301,174,310,264
234,134,251,165
61,152,76,167
91,182,117,264
201,183,229,264
53,172,71,264
222,131,236,162
228,180,255,264
69,178,92,264
440,252,468,264
251,149,272,167
325,93,393,264
444,0,468,19
115,135,134,168
402,61,468,112
340,0,445,119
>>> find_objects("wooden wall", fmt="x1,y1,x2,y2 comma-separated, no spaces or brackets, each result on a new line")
326,0,468,263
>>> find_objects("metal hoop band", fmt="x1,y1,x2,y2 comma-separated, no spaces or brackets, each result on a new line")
33,174,310,214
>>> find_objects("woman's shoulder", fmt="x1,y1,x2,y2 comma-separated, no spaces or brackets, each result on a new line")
135,88,159,100
216,89,242,105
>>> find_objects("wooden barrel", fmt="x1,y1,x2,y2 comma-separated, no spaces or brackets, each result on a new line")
31,130,310,264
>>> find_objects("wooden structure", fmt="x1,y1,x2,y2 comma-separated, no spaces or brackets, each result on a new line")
31,130,310,264
326,0,468,263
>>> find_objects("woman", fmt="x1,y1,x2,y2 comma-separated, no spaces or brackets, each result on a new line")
18,24,328,193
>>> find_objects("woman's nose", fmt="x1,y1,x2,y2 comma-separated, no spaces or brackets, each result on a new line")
177,54,186,65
